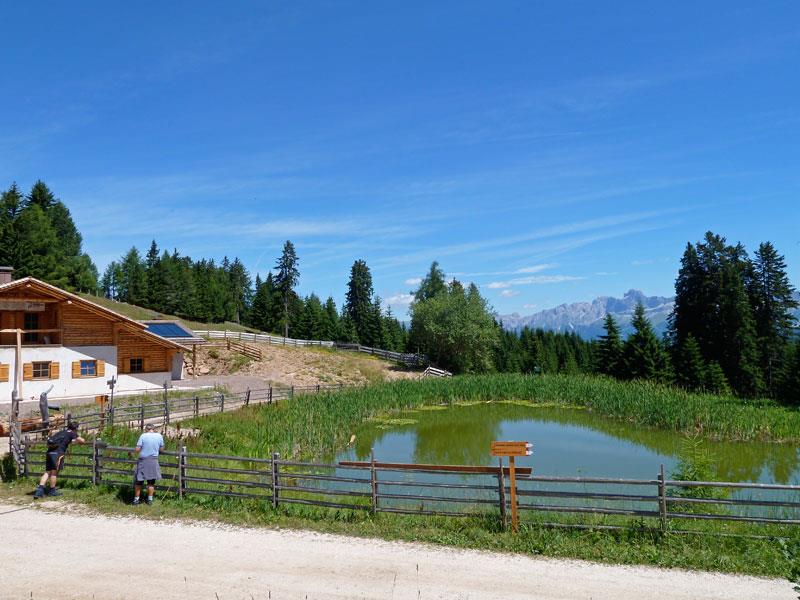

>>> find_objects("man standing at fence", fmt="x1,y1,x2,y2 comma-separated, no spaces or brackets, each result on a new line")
132,423,164,505
34,421,85,499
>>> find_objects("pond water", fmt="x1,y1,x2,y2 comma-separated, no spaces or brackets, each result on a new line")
335,402,800,485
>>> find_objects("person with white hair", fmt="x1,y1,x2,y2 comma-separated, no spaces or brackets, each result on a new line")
132,423,164,506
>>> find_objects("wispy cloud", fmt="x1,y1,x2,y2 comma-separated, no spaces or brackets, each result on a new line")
404,277,422,286
500,289,520,298
384,293,414,307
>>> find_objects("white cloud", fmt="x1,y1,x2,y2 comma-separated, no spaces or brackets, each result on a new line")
514,263,554,274
404,277,422,286
489,274,583,289
500,289,520,298
594,271,618,276
384,293,414,306
522,303,537,310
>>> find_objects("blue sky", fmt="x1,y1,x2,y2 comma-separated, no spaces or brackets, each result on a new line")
2,2,799,317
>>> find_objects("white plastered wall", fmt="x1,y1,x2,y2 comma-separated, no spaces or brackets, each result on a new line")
0,346,170,401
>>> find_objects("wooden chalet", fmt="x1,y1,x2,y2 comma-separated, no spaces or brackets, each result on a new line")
0,267,188,402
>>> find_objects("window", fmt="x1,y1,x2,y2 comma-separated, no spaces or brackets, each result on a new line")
80,360,97,377
32,361,50,379
129,358,144,373
24,313,39,343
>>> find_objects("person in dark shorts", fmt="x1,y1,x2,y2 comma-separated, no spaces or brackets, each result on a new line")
132,423,164,505
34,422,86,498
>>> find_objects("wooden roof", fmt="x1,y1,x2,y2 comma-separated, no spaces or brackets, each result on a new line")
0,277,189,352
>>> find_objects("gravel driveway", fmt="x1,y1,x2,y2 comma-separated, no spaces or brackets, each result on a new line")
0,501,794,600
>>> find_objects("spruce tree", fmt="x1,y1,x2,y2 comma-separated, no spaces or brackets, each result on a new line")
345,259,377,345
414,261,447,301
274,241,299,337
622,303,671,383
251,274,271,332
596,314,623,377
322,297,340,341
705,361,731,395
748,242,798,395
673,334,706,391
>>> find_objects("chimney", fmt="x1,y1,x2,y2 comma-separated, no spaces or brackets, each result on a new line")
0,266,13,285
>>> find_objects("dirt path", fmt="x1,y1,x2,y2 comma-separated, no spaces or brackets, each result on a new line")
0,502,793,600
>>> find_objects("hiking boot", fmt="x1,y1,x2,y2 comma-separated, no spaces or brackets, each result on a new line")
132,497,140,506
48,488,62,497
33,485,45,499
145,497,153,505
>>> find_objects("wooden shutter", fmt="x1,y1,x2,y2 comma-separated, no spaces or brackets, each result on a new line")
97,361,105,377
143,358,150,373
23,363,33,381
50,362,60,379
72,361,81,378
119,359,128,374
0,364,8,383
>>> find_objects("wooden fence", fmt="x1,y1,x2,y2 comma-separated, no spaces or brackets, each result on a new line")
19,441,800,535
194,330,428,367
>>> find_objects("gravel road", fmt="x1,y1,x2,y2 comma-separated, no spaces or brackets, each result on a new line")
0,501,794,600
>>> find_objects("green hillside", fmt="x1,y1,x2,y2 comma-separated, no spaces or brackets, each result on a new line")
78,293,257,333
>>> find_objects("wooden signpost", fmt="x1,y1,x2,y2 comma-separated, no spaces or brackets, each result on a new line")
491,440,532,532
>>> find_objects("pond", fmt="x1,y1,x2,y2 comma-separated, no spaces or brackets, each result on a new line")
336,401,800,485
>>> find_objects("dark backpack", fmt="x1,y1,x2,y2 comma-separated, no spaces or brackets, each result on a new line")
46,430,71,451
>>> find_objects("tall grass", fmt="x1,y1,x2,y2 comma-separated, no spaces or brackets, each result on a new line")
181,373,800,461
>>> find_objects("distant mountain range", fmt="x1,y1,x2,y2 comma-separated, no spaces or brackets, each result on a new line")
499,289,800,339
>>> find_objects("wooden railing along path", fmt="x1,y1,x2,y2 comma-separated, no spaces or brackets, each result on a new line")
19,440,800,536
194,330,429,368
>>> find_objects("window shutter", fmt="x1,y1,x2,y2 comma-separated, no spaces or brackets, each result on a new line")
119,359,128,374
23,363,33,381
0,364,8,383
143,358,150,373
97,361,105,377
72,361,81,378
50,362,60,380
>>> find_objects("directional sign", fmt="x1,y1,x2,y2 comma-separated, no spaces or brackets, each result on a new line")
491,441,532,457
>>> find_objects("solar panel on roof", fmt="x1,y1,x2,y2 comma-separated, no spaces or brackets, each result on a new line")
145,322,192,338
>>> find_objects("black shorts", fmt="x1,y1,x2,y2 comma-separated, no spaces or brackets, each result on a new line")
45,452,65,472
136,479,156,486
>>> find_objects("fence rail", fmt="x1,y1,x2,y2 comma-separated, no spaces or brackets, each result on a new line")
49,383,346,435
19,440,800,535
194,330,428,367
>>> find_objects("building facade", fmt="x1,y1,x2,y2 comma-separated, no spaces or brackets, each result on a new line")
0,271,187,402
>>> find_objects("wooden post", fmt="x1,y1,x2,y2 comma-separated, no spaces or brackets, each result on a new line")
91,439,98,485
658,464,667,532
370,448,378,514
271,452,280,509
316,383,320,394
290,385,294,399
509,456,519,533
220,393,225,413
94,439,103,486
15,328,22,401
268,386,273,404
21,436,29,478
497,458,507,530
245,388,251,406
178,446,187,499
139,402,145,431
194,395,199,418
164,390,170,426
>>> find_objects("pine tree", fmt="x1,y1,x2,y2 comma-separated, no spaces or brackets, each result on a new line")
748,242,798,395
622,303,671,383
778,341,800,405
274,241,299,337
322,297,340,341
251,274,271,332
596,314,623,377
0,184,25,269
673,334,706,391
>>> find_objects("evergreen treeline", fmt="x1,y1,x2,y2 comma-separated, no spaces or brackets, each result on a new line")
102,240,409,351
0,181,98,291
595,232,798,404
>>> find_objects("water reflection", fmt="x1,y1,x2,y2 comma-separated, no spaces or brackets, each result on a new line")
345,402,800,485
